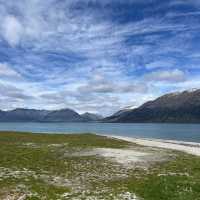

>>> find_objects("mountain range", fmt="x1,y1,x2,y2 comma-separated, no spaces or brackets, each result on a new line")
0,108,103,122
104,89,200,123
0,89,200,123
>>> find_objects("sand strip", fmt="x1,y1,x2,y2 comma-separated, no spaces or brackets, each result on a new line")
107,135,200,156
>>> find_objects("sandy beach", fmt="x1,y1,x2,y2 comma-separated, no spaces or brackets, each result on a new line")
107,135,200,156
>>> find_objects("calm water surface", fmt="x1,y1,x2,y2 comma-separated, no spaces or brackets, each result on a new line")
0,122,200,142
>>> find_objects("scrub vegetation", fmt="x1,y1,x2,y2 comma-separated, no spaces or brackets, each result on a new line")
0,132,199,200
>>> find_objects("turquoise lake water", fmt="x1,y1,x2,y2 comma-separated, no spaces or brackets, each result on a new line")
0,122,200,142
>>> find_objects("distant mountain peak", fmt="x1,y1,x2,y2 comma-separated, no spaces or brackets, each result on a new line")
81,112,103,121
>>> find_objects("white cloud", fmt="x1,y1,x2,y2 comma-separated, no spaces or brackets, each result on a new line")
145,69,186,83
0,82,34,102
145,60,176,69
0,63,21,78
2,15,23,47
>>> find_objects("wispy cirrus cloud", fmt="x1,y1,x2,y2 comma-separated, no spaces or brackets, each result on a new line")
0,0,199,114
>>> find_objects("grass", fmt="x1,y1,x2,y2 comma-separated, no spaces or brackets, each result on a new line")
107,153,200,200
0,131,200,199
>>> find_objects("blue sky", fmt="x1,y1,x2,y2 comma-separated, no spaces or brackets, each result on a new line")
0,0,200,115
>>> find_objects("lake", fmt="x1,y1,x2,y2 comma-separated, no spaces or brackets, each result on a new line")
0,122,200,142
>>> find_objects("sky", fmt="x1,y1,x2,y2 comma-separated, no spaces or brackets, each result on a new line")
0,0,200,115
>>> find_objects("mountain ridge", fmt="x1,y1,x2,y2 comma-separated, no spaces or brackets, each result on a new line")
103,89,200,123
0,108,101,122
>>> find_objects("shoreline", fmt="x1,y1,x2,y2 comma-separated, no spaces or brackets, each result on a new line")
1,130,200,156
107,135,200,156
